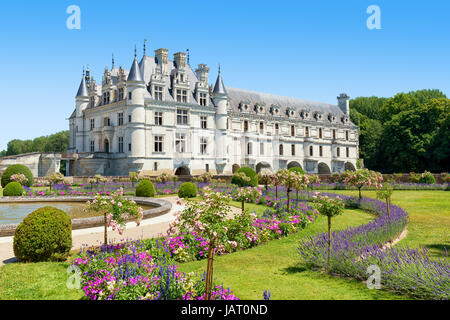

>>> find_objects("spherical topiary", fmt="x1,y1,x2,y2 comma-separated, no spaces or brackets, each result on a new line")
2,182,23,197
135,179,156,197
231,167,258,187
13,206,72,262
178,182,198,198
1,164,34,188
288,166,305,174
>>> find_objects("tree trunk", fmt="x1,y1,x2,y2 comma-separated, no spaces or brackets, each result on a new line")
104,212,108,246
358,187,362,200
296,190,299,208
387,197,391,219
241,199,245,213
287,188,290,213
205,237,216,300
327,216,332,266
275,185,278,199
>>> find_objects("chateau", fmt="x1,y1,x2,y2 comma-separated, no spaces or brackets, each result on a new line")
67,45,359,177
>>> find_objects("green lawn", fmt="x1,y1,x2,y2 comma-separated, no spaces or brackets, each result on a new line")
329,190,450,261
0,190,447,300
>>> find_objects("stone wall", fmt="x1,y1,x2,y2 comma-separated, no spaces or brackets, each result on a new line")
0,153,61,178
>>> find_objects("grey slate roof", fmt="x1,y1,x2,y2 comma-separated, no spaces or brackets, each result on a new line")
127,58,143,82
225,87,343,116
76,76,89,97
212,74,227,95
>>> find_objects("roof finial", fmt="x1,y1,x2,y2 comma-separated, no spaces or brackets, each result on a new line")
112,54,115,69
82,66,85,77
134,45,137,59
218,64,221,75
186,49,190,65
144,39,147,57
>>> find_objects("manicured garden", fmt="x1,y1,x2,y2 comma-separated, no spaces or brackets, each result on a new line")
0,165,448,300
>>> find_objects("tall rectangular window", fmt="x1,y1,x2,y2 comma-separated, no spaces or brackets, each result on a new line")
275,123,279,134
176,133,186,153
346,130,349,141
176,89,188,103
128,143,132,152
118,113,123,126
128,114,132,122
199,92,207,106
118,88,124,100
154,135,163,153
205,164,209,172
118,137,123,153
154,162,158,171
200,137,207,154
319,128,323,139
346,147,349,158
319,145,323,157
177,109,188,125
337,147,340,157
291,125,295,137
90,96,95,108
247,142,252,155
244,120,248,132
155,112,163,126
309,146,313,156
154,86,163,101
305,127,309,137
201,116,207,129
279,144,283,156
260,122,264,134
90,119,95,130
90,140,94,152
333,129,336,140
104,117,110,127
291,144,295,156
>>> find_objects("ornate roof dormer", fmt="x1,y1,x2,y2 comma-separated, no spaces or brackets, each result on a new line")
270,104,281,116
286,107,296,118
254,103,265,114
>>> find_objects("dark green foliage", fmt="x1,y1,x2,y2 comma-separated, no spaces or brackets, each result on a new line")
350,89,449,173
13,207,72,262
0,131,69,156
2,182,24,196
288,167,305,174
419,172,436,185
135,180,156,197
1,164,34,187
231,167,258,187
178,182,198,198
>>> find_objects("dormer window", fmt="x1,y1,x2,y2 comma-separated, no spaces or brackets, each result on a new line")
154,86,163,101
199,92,207,106
176,89,188,103
118,88,124,101
103,92,110,105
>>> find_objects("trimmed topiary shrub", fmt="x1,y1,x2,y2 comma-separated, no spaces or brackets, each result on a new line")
288,166,305,174
2,182,23,197
13,206,72,262
231,167,258,187
135,179,156,197
1,164,34,188
419,171,436,185
178,182,198,198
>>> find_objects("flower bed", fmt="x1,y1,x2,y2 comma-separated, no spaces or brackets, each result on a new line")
297,194,450,300
72,241,238,300
309,182,449,191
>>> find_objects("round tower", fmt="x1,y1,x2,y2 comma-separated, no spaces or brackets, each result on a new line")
212,67,228,164
126,51,146,161
75,73,89,152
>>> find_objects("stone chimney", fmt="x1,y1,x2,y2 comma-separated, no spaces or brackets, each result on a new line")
155,48,168,74
337,93,350,115
174,52,186,70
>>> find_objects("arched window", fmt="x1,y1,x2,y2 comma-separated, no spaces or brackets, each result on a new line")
279,144,284,156
247,142,252,155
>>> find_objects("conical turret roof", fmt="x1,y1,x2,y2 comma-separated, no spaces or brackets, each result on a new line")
76,76,89,97
213,72,227,96
127,57,143,82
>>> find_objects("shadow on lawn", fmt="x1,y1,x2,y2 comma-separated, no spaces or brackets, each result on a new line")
281,265,309,274
425,243,449,256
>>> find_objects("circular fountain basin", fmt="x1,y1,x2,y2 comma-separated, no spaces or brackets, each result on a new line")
0,196,172,237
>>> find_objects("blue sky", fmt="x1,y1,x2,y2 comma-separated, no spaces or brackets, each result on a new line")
0,0,449,151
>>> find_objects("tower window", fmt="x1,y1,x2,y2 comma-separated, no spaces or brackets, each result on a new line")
319,145,323,157
309,146,313,156
176,133,186,153
200,137,208,154
90,119,95,130
90,140,95,153
279,144,283,156
346,147,349,157
337,147,340,157
128,115,132,122
118,113,123,126
118,137,123,153
291,144,295,156
129,92,132,100
128,143,131,152
118,88,124,100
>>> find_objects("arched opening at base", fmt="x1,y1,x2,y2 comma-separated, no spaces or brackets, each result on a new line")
175,166,190,176
287,161,303,170
345,162,356,171
318,162,331,174
256,162,271,173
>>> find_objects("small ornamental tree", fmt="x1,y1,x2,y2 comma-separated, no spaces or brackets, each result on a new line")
271,172,280,199
86,188,144,245
306,174,320,191
94,174,108,191
276,169,298,213
292,174,310,204
312,193,344,265
168,187,232,300
236,187,262,213
257,170,273,190
47,172,65,192
376,184,394,219
340,169,383,200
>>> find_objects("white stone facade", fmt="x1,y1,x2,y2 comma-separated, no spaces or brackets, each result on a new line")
67,47,359,176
